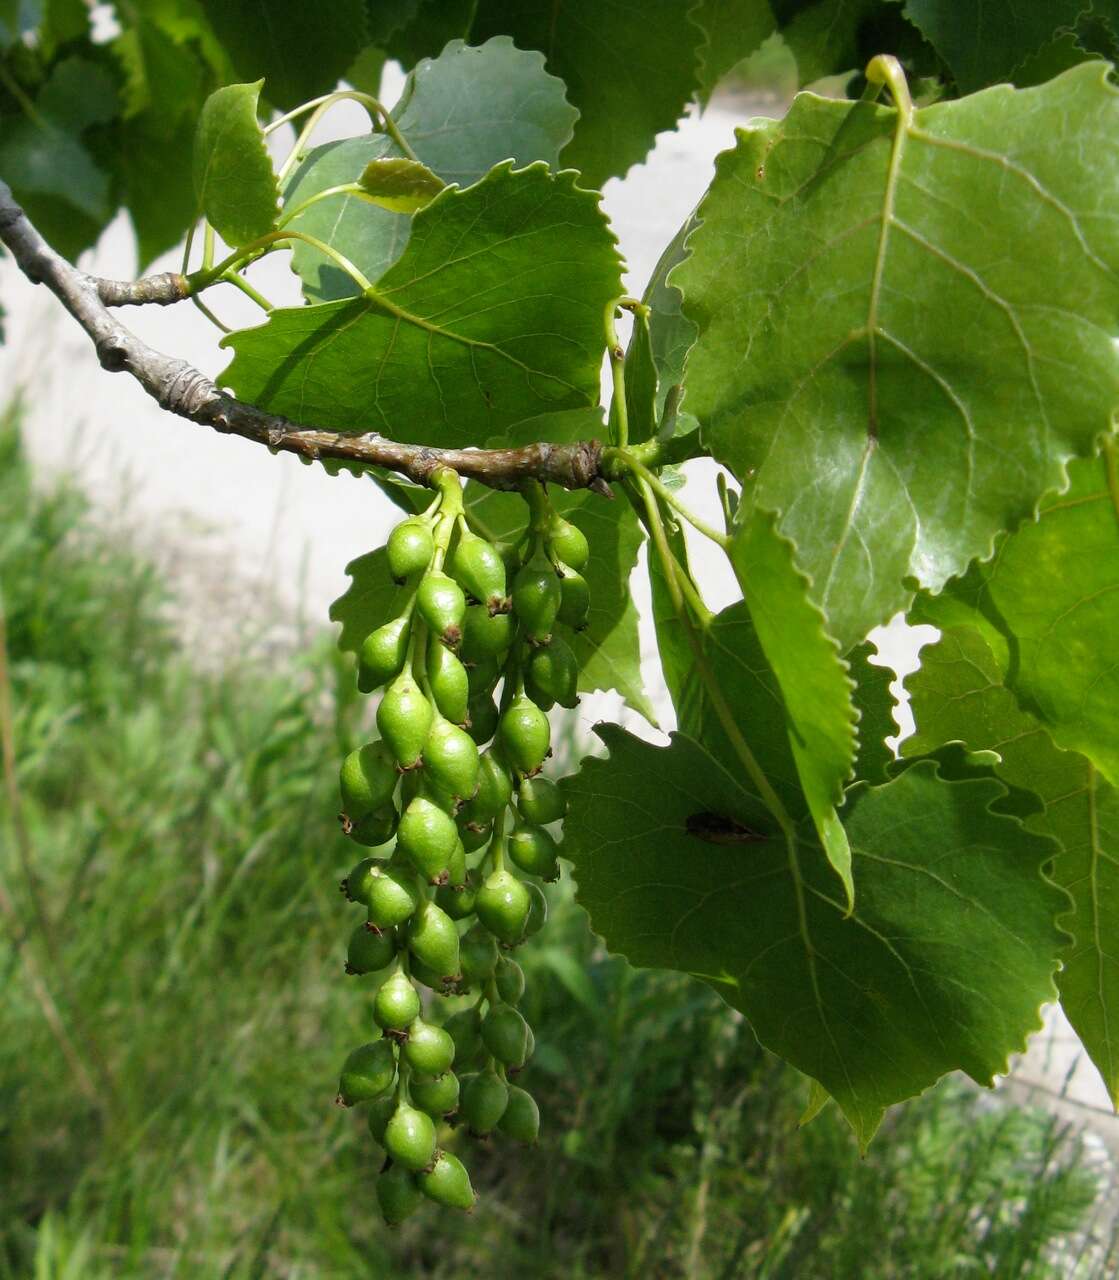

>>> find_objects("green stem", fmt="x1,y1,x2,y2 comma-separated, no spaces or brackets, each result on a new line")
202,222,215,271
637,479,795,839
189,292,231,334
604,299,629,449
221,270,275,313
188,229,373,295
277,182,377,228
602,429,706,476
611,451,729,549
275,90,417,186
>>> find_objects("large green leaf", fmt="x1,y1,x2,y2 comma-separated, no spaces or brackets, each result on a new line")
330,545,399,655
902,0,1085,92
780,0,884,83
905,624,1119,1104
691,0,776,104
848,639,897,785
677,64,1119,651
192,81,278,247
729,509,857,904
466,412,653,722
565,724,1065,1145
470,0,702,187
284,37,577,302
222,163,623,449
982,449,1119,789
640,212,699,434
198,0,366,110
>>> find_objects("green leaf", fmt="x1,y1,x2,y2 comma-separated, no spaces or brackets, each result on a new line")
330,545,401,654
982,449,1119,789
115,14,205,128
691,0,776,104
902,0,1085,92
676,602,807,831
470,0,702,186
905,624,1119,1104
358,157,444,213
192,80,278,247
848,639,897,785
222,164,623,449
197,0,367,110
467,411,654,722
644,213,699,435
622,305,658,445
780,0,885,84
729,509,857,904
678,65,1119,651
565,724,1066,1145
283,37,578,302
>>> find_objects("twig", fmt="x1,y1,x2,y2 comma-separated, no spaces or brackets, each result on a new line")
0,182,617,493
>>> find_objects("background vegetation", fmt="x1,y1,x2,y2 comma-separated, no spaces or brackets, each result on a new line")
0,413,1114,1278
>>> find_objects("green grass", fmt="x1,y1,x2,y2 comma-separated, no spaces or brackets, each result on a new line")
0,414,1113,1279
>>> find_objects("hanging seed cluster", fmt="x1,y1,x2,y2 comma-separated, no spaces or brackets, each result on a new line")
334,469,588,1224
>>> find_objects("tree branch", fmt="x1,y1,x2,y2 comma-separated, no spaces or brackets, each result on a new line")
0,183,611,493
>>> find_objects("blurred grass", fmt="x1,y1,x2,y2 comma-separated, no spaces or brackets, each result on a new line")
0,411,1114,1279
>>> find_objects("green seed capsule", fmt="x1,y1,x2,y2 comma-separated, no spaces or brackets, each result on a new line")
459,821,491,853
346,922,397,975
482,1004,532,1068
499,695,551,776
512,552,561,643
449,528,508,612
527,633,579,709
342,856,380,907
465,692,499,745
446,839,468,890
407,899,461,978
384,1102,437,1172
460,606,514,661
444,1008,483,1066
373,970,421,1031
387,519,434,582
411,1070,460,1117
460,751,513,824
377,1163,424,1225
476,867,531,946
517,776,567,826
494,956,525,1005
366,862,423,928
427,639,470,725
367,1092,398,1144
507,824,560,881
377,672,432,769
545,515,589,571
409,956,454,993
403,1018,456,1077
417,1151,475,1211
397,795,459,882
461,1067,509,1135
435,873,477,921
498,1085,540,1144
522,881,548,940
523,663,556,713
336,1039,396,1106
423,717,480,801
359,616,411,692
459,925,499,985
557,569,590,630
340,741,398,819
347,804,398,848
417,571,466,648
466,655,500,697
